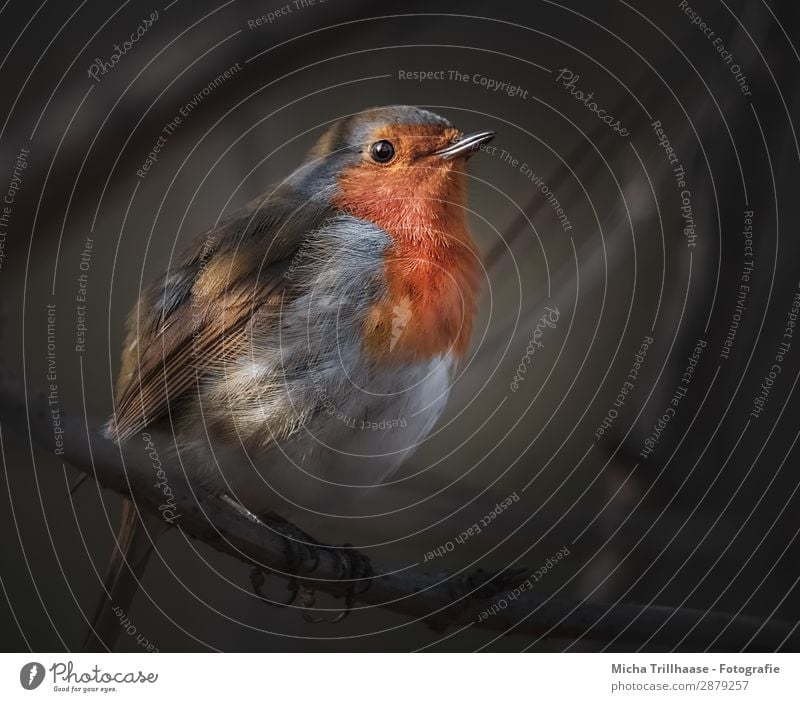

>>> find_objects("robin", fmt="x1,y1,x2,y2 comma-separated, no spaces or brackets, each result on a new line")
84,105,494,649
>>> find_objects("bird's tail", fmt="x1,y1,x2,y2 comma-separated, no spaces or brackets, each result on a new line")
82,498,160,651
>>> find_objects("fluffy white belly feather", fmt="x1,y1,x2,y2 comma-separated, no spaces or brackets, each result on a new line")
210,354,455,519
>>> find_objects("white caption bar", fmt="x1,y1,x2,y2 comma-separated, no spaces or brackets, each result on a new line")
0,652,797,700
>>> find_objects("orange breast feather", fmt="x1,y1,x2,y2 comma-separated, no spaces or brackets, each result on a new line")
335,149,480,363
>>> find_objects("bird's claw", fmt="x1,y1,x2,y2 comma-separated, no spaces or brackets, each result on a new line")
248,515,324,608
250,567,299,608
316,543,373,623
236,501,372,624
298,583,326,623
269,520,320,576
294,543,373,624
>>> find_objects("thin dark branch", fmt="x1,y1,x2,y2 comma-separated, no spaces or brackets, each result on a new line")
0,372,796,651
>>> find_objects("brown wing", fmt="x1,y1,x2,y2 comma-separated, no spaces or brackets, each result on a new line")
110,265,287,443
108,193,321,444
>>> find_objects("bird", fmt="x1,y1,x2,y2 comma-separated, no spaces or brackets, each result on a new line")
84,105,495,649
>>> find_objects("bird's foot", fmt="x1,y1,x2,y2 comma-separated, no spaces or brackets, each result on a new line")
250,567,299,608
267,515,322,575
216,495,320,607
248,515,323,608
220,493,373,622
304,543,373,624
253,541,373,624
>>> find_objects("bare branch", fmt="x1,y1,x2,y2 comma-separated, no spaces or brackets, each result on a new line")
0,371,796,651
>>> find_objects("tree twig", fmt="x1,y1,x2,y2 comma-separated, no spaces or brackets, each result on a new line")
0,371,796,651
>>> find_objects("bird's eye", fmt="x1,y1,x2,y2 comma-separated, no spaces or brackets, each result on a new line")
369,140,395,163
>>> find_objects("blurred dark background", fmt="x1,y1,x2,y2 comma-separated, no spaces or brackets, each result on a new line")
1,0,799,651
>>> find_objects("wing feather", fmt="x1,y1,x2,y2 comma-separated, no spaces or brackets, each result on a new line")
107,191,326,443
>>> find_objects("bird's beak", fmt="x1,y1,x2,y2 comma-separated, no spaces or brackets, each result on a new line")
434,130,496,160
